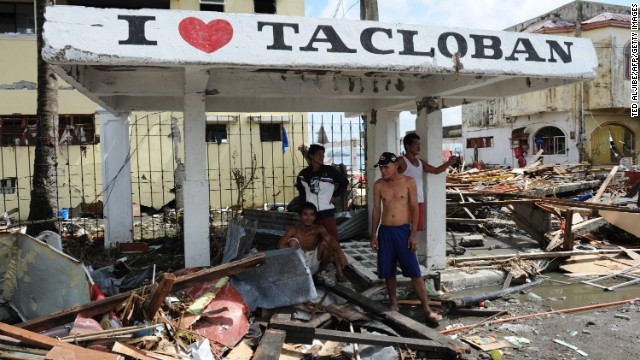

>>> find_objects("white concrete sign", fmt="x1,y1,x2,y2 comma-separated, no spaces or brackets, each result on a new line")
44,6,596,78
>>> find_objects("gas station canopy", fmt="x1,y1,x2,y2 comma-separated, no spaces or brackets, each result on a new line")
43,6,597,114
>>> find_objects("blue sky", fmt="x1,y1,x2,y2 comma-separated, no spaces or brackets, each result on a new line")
305,0,631,28
303,0,632,141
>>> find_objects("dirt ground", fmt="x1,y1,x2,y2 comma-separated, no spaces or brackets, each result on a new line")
447,297,640,360
422,275,640,360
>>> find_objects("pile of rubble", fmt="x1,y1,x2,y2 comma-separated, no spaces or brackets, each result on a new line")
0,230,472,360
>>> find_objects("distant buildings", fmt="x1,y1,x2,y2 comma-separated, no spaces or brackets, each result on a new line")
462,1,635,167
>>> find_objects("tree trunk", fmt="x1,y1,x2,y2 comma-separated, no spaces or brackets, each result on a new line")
27,0,59,236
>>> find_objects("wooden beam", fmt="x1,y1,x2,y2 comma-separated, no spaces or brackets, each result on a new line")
449,248,640,264
588,166,619,203
270,318,451,356
451,192,640,214
447,217,489,224
563,209,575,251
323,283,469,357
252,329,286,360
502,273,513,290
0,322,122,360
446,199,535,208
18,254,265,332
111,342,157,360
0,352,45,360
144,273,176,320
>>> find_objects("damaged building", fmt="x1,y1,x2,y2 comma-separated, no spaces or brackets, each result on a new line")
461,1,635,168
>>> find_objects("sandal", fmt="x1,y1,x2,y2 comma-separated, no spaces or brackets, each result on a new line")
336,273,348,283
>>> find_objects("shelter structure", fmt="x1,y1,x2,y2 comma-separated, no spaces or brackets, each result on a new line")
43,6,597,268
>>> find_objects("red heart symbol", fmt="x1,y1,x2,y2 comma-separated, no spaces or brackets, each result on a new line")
179,17,233,53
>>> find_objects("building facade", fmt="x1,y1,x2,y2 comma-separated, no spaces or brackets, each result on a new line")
0,0,307,220
461,1,635,168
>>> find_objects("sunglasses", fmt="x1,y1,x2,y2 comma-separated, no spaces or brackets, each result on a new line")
378,164,390,169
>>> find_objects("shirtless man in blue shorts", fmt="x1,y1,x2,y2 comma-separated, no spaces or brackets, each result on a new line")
370,152,442,324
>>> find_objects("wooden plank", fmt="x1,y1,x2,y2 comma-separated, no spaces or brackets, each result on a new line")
112,342,157,360
45,345,122,360
306,313,333,328
0,352,44,360
447,199,535,208
18,254,265,332
588,166,619,203
621,247,640,262
450,248,640,264
599,210,640,238
145,273,176,320
449,192,640,214
224,341,253,360
0,322,122,360
323,283,469,358
360,285,385,297
270,319,450,355
563,208,575,251
252,329,286,360
502,273,513,290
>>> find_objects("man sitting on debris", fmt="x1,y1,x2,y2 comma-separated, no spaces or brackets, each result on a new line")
278,202,349,283
370,152,443,324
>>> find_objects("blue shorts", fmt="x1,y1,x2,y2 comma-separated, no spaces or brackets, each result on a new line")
377,224,421,279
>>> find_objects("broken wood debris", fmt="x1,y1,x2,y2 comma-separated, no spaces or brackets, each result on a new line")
17,253,265,332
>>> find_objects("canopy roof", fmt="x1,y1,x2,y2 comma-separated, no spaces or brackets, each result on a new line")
43,6,597,115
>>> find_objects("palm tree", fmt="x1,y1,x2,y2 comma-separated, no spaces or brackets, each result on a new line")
27,0,59,235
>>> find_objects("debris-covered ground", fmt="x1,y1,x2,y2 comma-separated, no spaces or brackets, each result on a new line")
0,162,639,359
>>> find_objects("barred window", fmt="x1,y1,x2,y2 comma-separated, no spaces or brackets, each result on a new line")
624,41,631,80
0,114,97,146
259,124,282,142
534,126,566,155
205,124,228,144
466,136,493,148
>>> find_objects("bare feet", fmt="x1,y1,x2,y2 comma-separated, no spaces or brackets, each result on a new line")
335,273,348,283
390,304,400,312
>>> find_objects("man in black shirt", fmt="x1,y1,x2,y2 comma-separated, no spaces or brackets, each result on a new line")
296,144,349,257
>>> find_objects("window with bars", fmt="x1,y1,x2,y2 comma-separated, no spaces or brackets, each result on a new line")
0,177,17,194
254,0,276,14
200,0,224,11
259,123,282,142
205,124,228,144
0,114,97,147
624,41,631,80
534,126,566,155
466,136,493,148
0,2,34,34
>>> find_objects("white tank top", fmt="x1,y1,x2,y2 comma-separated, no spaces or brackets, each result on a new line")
403,157,424,203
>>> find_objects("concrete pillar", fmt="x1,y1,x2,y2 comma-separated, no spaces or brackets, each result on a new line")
415,98,446,270
98,107,133,248
366,109,400,234
183,93,211,267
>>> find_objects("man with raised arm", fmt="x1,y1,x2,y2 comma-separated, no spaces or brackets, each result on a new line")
370,152,442,324
397,133,457,232
278,202,348,284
